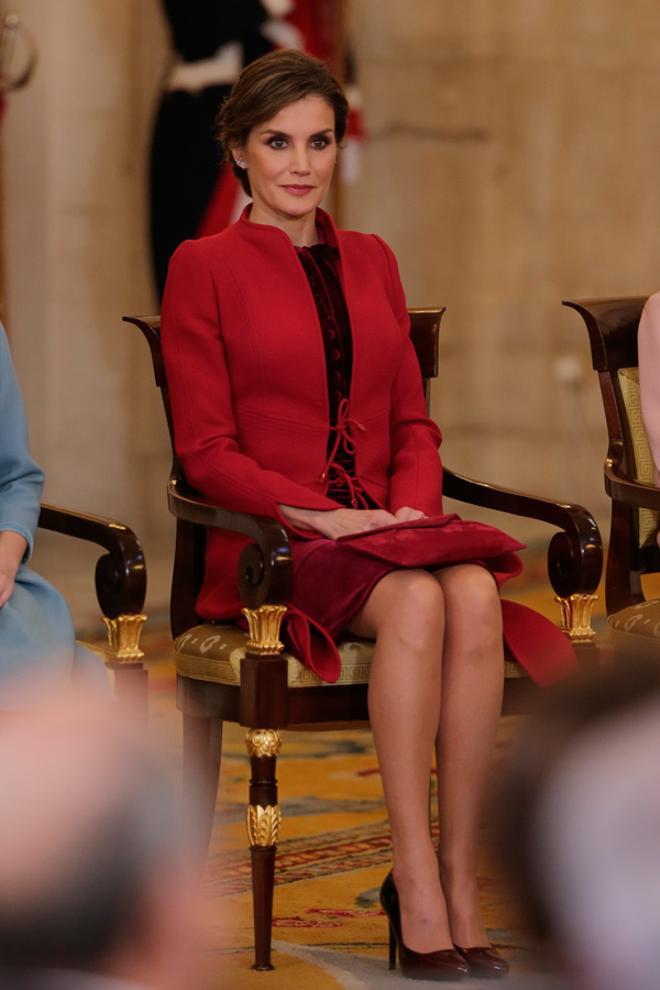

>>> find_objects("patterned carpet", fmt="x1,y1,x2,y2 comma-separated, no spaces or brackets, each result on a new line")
123,558,612,990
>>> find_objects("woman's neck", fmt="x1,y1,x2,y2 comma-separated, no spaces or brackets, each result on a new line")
247,202,319,247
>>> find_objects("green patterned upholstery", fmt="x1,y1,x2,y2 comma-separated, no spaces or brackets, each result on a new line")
174,623,526,687
618,367,660,547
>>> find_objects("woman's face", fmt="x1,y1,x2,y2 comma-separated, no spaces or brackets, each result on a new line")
236,94,337,223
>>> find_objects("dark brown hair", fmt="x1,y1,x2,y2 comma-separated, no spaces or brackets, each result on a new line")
217,49,349,196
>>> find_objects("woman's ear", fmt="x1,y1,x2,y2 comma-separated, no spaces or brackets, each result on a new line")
231,145,247,169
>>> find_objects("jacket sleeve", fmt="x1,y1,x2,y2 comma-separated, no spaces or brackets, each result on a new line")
639,292,660,478
161,239,341,521
372,236,444,516
0,324,44,559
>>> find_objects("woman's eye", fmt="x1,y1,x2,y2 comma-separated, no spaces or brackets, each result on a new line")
311,137,331,150
268,137,288,149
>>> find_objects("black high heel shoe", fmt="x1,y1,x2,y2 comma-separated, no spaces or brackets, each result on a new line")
379,872,469,981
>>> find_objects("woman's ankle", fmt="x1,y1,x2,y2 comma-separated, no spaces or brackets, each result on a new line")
393,846,442,885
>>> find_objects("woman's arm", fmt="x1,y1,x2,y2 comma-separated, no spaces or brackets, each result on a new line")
0,324,44,570
638,292,660,484
162,240,346,526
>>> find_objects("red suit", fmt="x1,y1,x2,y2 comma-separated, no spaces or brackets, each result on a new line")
162,207,576,685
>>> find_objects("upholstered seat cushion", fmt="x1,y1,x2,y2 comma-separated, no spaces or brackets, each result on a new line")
608,599,660,640
617,367,660,547
174,623,526,687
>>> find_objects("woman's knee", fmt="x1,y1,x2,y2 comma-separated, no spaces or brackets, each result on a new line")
379,570,445,646
438,565,501,622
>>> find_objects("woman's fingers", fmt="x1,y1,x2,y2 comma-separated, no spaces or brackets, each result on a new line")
393,506,426,522
0,573,15,608
365,510,398,530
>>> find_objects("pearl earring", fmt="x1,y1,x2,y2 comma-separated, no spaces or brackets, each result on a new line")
235,159,246,169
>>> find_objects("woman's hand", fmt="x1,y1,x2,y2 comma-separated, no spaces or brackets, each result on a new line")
0,531,28,607
279,504,398,539
393,506,427,522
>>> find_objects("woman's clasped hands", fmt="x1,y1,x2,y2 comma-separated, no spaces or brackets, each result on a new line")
279,504,426,540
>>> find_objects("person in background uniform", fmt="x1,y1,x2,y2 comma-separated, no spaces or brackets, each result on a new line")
150,1,357,299
150,0,296,298
0,323,106,704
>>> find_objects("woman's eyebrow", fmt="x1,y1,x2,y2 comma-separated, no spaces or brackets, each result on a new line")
259,128,334,138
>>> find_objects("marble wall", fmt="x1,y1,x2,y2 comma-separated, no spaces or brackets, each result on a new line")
2,0,172,578
4,0,660,605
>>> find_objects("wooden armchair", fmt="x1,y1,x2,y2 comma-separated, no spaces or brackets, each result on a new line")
564,297,660,651
37,504,147,714
125,308,602,971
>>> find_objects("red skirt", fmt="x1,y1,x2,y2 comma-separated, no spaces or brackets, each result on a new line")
282,515,577,687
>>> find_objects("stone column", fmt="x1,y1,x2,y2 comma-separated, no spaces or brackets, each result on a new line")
2,0,171,570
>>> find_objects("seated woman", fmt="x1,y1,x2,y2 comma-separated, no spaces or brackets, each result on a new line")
639,293,660,497
161,49,576,981
0,323,106,702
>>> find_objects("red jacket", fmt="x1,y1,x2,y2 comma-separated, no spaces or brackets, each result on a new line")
161,206,443,620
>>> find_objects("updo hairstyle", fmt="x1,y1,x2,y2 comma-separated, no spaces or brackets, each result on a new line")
217,49,349,197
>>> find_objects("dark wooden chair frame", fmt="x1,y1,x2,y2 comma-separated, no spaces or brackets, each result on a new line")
564,297,660,615
126,308,602,970
37,503,148,715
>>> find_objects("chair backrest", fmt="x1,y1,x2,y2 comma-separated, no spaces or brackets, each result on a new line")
125,308,443,635
564,297,660,609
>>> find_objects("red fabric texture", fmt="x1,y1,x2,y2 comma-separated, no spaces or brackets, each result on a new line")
285,517,576,686
161,206,443,620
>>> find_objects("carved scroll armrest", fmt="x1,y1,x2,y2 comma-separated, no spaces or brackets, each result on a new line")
167,478,293,607
38,503,146,618
38,503,147,664
442,468,603,598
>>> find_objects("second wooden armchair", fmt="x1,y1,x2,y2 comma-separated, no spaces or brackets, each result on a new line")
564,296,660,654
125,307,602,971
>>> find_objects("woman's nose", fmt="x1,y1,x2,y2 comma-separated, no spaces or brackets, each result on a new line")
290,146,311,174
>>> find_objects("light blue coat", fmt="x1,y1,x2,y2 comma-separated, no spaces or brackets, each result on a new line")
0,323,106,703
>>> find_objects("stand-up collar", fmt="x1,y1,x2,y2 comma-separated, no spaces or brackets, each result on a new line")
237,204,340,251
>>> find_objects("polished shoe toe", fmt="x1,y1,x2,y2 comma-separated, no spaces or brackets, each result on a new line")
380,872,470,980
454,945,509,978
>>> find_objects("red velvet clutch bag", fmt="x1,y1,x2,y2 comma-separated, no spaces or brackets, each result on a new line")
335,514,525,569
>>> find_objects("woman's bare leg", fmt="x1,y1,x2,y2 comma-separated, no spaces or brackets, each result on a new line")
433,563,504,947
348,569,451,952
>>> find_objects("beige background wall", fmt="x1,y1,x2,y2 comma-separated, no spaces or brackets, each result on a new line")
2,0,172,610
3,0,660,616
347,0,660,527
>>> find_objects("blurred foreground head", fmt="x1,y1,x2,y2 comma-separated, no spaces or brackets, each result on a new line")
497,656,660,990
0,693,199,989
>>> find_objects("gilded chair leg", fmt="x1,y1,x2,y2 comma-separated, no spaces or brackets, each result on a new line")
103,613,148,719
555,592,600,667
183,714,223,860
246,728,282,971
